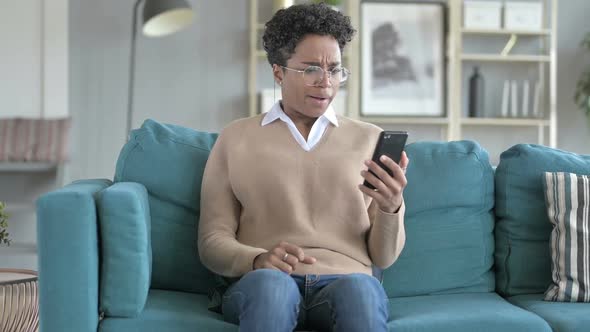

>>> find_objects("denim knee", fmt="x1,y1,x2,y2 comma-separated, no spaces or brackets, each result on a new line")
238,269,300,304
332,274,389,331
222,269,301,329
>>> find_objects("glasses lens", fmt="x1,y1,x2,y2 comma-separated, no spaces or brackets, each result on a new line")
302,66,350,86
303,66,324,86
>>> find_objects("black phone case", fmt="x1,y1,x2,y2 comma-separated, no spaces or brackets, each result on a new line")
363,131,408,190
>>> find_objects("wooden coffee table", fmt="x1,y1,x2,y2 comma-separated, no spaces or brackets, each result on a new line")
0,269,39,332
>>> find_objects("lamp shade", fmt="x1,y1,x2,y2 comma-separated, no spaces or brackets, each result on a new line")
142,0,194,37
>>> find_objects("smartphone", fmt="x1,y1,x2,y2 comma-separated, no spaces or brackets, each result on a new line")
363,131,408,190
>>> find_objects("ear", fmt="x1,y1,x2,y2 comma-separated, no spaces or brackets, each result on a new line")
272,64,284,86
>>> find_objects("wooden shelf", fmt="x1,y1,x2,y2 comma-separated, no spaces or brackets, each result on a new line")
0,162,58,172
256,50,266,58
358,117,449,125
461,54,551,62
461,28,551,36
461,118,550,126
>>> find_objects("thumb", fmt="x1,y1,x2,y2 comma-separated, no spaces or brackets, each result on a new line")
301,256,316,265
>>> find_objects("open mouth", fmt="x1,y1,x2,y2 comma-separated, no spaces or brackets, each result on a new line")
309,96,329,102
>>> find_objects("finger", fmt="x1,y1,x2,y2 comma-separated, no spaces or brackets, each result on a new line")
301,256,317,265
365,159,400,192
361,168,392,197
400,151,410,170
279,241,305,261
270,255,294,274
358,183,387,205
281,252,300,269
377,155,406,186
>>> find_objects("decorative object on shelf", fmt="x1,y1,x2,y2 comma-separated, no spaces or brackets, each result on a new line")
500,34,518,56
361,1,445,116
463,1,502,30
510,80,519,117
501,80,510,117
521,80,530,117
501,80,543,119
127,0,194,140
468,66,485,117
0,201,10,246
0,269,39,331
0,118,71,162
504,1,543,31
575,32,590,121
533,80,542,118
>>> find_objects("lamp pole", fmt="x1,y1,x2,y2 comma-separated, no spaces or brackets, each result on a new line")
126,0,143,141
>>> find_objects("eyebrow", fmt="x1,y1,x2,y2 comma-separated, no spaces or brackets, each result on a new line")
301,61,341,67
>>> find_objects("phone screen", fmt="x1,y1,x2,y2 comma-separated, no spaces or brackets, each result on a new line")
363,131,408,190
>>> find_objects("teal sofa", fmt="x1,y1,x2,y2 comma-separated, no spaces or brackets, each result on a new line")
36,119,590,332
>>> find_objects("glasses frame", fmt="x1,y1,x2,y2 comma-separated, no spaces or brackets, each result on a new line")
280,65,350,87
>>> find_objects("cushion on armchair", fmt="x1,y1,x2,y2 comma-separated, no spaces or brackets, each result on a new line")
114,119,218,294
495,144,590,297
543,172,590,302
97,182,152,317
382,140,495,297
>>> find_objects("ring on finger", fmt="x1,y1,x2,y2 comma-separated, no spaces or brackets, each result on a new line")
282,253,289,261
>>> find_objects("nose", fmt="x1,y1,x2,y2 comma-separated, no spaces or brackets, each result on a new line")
316,69,333,88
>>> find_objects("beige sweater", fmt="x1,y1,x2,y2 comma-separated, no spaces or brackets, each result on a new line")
198,114,406,278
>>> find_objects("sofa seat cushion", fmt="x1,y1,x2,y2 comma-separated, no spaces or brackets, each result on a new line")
388,292,551,332
508,294,590,332
99,289,236,332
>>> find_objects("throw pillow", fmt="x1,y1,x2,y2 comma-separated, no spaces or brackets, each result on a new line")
543,171,590,302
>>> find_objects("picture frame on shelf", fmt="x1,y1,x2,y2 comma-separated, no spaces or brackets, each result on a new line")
360,1,446,117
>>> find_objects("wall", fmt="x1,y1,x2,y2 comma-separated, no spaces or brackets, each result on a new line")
68,0,248,181
67,0,590,181
0,0,69,270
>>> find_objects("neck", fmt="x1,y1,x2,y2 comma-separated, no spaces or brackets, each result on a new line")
281,102,318,140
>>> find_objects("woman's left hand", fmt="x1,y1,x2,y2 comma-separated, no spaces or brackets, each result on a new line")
359,151,410,214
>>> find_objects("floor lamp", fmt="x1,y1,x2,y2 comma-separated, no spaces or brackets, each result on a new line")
126,0,195,140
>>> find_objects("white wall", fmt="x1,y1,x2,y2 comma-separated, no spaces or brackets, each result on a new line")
0,0,69,270
0,0,68,119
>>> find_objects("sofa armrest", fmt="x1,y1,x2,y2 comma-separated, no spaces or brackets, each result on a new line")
36,179,113,332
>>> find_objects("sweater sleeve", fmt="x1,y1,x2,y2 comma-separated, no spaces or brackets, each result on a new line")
198,130,267,277
366,199,406,269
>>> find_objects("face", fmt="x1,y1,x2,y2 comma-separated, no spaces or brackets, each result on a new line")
273,34,342,120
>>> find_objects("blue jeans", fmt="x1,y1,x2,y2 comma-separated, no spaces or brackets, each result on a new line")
221,269,390,332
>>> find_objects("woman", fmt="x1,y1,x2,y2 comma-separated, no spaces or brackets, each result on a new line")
198,3,409,331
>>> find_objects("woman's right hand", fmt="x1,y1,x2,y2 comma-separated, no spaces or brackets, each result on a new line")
253,241,316,274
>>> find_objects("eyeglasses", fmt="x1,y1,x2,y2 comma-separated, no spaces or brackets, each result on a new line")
281,65,350,86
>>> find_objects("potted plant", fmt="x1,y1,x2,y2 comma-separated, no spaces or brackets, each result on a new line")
0,201,10,246
574,32,590,121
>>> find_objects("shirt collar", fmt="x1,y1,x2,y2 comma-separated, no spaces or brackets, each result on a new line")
261,101,339,127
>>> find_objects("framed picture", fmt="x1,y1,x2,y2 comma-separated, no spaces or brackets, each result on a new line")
361,1,446,117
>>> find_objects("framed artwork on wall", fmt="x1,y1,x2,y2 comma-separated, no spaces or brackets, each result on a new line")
361,1,446,117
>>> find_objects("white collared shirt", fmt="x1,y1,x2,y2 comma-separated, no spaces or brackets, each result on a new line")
261,101,339,151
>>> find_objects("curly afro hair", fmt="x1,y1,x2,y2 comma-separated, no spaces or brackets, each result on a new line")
262,2,356,67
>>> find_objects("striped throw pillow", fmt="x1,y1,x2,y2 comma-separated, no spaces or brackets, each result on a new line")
543,172,590,302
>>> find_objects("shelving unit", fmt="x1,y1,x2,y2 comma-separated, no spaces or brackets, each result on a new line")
248,0,557,147
449,0,557,147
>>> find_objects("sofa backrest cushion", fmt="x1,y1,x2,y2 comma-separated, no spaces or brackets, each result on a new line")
114,119,218,294
382,140,496,297
495,144,590,297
